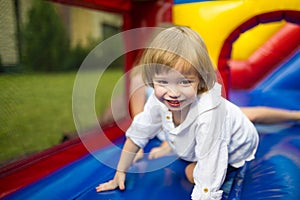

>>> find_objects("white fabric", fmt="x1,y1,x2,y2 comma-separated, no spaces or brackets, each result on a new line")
126,83,259,200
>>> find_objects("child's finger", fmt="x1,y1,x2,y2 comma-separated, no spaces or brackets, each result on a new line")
95,180,118,192
118,180,125,190
116,171,126,190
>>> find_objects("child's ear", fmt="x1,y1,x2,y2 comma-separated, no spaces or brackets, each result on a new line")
198,82,207,94
198,82,203,89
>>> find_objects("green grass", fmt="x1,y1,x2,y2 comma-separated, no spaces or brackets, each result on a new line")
0,69,123,164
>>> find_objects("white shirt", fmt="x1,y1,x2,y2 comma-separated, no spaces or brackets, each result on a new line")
126,83,259,200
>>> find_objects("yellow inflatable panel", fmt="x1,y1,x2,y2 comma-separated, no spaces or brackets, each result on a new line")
232,21,285,60
173,0,300,66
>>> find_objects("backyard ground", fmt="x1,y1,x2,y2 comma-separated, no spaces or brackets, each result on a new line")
0,69,123,165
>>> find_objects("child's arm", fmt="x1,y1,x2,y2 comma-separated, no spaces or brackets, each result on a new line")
96,138,140,192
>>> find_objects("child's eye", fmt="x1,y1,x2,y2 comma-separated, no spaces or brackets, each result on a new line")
179,79,193,85
155,80,168,85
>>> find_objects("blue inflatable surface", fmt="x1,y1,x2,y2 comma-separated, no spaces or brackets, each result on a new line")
4,124,300,200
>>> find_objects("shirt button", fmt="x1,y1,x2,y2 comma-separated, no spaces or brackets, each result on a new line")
166,116,171,120
203,188,209,193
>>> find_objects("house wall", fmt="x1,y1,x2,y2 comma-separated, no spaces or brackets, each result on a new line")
56,4,122,48
0,0,19,66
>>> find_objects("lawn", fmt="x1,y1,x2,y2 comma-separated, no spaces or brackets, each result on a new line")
0,69,123,165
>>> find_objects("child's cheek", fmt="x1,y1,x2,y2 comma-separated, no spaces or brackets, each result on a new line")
154,86,166,101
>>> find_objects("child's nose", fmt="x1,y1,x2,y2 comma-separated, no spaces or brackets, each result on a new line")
167,86,180,98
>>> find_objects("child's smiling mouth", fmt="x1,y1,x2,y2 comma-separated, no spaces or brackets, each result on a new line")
165,99,183,107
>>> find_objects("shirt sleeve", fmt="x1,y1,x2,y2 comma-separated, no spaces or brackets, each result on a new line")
191,139,228,200
126,93,163,148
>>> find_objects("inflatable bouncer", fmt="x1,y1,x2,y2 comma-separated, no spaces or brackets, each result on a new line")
1,0,300,199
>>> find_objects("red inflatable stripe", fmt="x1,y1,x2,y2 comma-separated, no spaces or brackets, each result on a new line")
229,23,300,89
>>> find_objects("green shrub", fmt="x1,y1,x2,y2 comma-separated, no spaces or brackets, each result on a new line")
0,55,3,73
21,0,69,72
63,37,100,71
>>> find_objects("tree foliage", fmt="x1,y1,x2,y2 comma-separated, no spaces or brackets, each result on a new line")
21,0,69,71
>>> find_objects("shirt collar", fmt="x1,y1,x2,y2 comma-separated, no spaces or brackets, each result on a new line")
155,83,222,132
182,83,222,128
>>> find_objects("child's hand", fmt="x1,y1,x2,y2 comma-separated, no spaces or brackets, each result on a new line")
95,171,126,192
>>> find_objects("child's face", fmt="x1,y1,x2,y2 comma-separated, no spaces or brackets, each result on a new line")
152,66,200,112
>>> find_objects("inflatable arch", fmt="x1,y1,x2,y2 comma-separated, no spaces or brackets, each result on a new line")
173,0,300,91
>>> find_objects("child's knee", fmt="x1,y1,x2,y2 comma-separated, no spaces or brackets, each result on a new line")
185,162,196,184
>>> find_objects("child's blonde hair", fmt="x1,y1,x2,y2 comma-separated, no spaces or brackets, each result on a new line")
140,26,216,94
